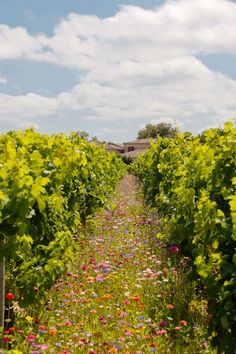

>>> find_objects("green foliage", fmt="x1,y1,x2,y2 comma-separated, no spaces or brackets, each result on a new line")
137,122,179,139
121,155,133,165
0,129,125,305
133,121,236,353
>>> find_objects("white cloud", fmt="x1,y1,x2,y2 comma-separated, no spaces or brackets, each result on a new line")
0,76,7,84
0,0,236,134
0,93,57,120
0,25,42,60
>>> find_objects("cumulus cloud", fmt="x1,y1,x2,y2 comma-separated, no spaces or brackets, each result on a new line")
0,0,236,133
1,0,236,65
0,93,57,120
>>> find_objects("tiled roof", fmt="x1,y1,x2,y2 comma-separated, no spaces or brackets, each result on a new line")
107,142,124,149
122,149,146,158
123,139,150,144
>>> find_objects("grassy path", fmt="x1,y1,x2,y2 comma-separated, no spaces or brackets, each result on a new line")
7,175,212,354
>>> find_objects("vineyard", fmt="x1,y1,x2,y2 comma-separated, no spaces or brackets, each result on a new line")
0,123,235,354
132,121,236,353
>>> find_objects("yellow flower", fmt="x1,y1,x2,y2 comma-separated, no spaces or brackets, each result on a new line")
25,316,33,322
101,293,113,300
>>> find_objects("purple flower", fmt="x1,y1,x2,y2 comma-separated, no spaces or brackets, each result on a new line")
159,320,167,327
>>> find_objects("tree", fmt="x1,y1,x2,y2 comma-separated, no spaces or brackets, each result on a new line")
75,130,89,140
70,130,89,144
137,122,178,139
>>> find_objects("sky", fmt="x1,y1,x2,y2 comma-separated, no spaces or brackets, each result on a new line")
0,0,236,142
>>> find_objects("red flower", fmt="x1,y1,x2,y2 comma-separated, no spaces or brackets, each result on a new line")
169,245,180,254
2,337,11,342
5,293,14,300
27,334,36,342
8,327,15,333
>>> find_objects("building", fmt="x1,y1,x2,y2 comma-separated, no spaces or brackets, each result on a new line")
122,138,151,160
105,142,124,156
104,138,151,160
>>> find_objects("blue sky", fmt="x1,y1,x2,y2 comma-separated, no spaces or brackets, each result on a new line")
0,0,236,141
0,0,165,33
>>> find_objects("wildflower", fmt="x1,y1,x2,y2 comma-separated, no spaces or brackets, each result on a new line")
119,311,127,318
36,344,49,350
27,334,36,342
124,330,133,337
86,276,94,283
159,321,167,327
96,275,104,282
113,343,121,351
2,337,11,342
144,335,151,339
110,348,118,353
131,294,140,302
48,326,57,335
38,324,46,333
179,320,188,326
79,338,88,345
156,329,167,336
25,315,33,322
64,321,72,326
169,245,180,254
201,340,207,349
175,326,182,331
99,316,107,325
101,293,113,300
166,304,174,309
123,299,130,305
5,293,14,300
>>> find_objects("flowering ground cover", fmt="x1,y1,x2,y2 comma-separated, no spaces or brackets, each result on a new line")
2,175,215,353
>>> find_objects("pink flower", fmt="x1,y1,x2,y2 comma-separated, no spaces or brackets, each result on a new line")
36,344,49,350
125,330,133,337
156,329,167,336
64,321,72,326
